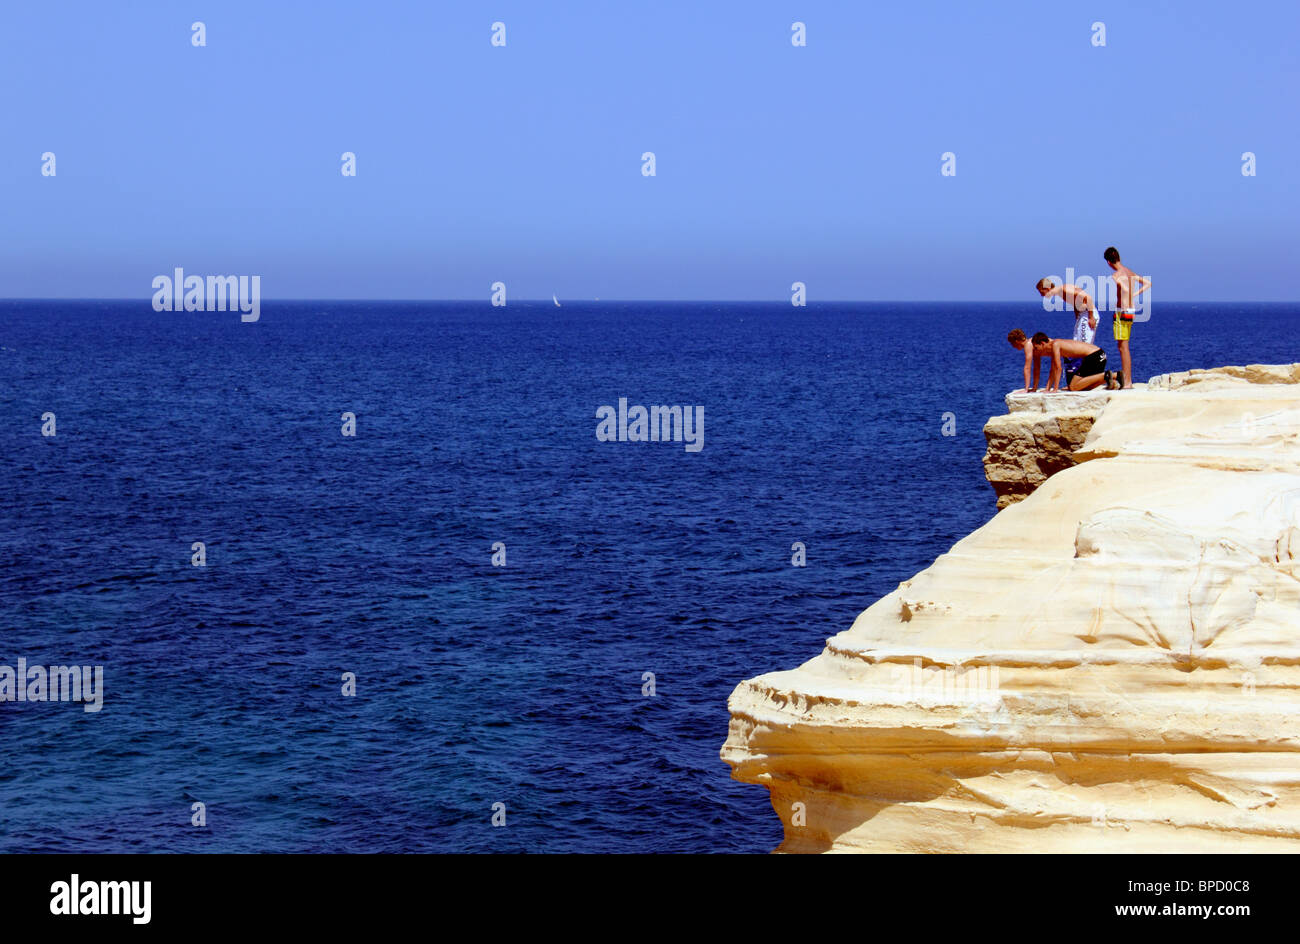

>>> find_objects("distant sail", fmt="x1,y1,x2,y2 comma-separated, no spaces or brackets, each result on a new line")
553,294,561,307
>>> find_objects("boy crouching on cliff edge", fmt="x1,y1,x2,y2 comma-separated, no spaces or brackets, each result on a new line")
1007,329,1115,393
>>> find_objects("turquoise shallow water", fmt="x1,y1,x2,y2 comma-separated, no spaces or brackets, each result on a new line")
0,299,1292,852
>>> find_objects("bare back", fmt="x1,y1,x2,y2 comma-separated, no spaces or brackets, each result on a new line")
1060,285,1090,313
1050,338,1099,358
1113,264,1138,308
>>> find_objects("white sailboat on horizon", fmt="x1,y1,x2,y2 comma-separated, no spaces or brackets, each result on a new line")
553,293,561,307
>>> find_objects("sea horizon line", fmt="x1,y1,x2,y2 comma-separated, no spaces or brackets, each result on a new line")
0,297,1289,305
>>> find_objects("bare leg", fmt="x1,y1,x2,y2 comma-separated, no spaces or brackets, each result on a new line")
1118,339,1133,389
1069,372,1107,391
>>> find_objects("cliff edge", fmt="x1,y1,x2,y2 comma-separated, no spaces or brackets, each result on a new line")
722,364,1300,852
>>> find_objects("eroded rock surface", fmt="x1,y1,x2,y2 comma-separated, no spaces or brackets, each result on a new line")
723,364,1300,853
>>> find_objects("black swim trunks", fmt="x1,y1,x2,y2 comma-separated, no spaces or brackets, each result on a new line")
1065,349,1107,385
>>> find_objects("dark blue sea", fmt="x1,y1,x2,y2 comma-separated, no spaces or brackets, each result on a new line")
0,300,1293,853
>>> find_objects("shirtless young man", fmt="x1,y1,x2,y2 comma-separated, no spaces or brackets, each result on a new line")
1036,277,1099,389
1035,277,1098,344
1007,329,1115,393
1103,247,1151,389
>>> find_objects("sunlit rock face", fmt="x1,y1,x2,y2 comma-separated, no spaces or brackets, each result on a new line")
982,389,1117,509
722,365,1300,853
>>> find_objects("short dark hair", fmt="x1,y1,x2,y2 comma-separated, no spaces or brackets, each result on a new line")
1103,246,1120,264
1031,331,1050,346
1007,328,1026,345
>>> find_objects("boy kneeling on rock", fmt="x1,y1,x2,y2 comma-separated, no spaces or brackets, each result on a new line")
1007,328,1118,393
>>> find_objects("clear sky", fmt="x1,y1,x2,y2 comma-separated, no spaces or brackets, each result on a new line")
1,1,1295,300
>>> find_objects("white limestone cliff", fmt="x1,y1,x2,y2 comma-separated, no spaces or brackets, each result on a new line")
982,389,1117,509
722,364,1300,852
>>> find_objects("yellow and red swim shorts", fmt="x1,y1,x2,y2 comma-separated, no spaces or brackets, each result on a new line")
1113,309,1135,341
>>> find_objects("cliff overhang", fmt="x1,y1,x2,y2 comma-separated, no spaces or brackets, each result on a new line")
722,364,1300,853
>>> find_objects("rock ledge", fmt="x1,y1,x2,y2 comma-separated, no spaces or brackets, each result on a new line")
723,364,1300,853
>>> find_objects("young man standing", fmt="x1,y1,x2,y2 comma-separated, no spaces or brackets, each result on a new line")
1103,247,1151,389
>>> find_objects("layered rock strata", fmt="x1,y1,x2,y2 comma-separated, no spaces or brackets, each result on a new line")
982,389,1117,509
722,365,1300,852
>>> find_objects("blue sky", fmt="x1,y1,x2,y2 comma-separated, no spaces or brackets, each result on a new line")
1,0,1295,300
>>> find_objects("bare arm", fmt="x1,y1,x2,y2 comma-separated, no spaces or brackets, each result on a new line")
1030,352,1041,392
1023,343,1033,391
1080,292,1098,330
1133,275,1152,299
1048,341,1063,392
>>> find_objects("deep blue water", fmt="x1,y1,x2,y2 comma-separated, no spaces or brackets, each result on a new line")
0,300,1294,853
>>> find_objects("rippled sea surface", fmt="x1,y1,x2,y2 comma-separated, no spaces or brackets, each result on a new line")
0,300,1292,852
